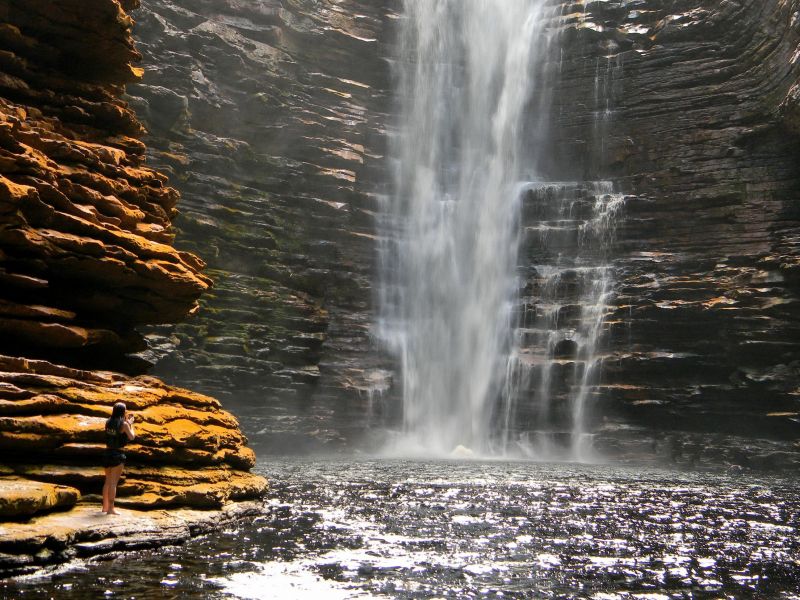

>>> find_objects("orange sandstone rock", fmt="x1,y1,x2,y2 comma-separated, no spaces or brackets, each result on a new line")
0,355,261,472
0,478,79,518
0,354,267,522
0,0,212,364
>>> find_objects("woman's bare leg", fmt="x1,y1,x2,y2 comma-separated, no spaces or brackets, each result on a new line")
102,467,113,512
106,464,124,514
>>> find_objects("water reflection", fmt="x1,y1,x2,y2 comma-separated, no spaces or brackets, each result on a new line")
5,459,800,599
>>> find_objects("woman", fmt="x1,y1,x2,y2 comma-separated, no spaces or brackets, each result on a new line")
102,402,135,515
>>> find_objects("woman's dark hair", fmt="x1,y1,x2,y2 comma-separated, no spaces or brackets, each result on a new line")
106,402,126,431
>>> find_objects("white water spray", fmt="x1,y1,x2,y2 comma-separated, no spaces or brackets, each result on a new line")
499,182,623,460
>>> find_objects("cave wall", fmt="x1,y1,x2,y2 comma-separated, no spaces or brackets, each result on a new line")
132,0,800,465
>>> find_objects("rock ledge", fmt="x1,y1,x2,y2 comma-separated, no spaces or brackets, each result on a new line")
0,500,264,577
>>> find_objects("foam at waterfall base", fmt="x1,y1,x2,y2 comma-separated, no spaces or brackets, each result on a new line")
513,431,599,463
450,445,476,458
373,427,601,463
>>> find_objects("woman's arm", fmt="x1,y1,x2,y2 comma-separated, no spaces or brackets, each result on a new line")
122,415,136,441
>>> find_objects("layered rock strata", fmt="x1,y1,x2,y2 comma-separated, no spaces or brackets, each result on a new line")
0,356,265,576
0,0,266,574
0,355,262,505
547,0,800,467
129,0,392,449
0,0,213,370
131,0,799,466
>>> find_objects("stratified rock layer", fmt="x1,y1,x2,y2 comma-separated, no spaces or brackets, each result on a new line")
0,0,214,370
0,0,266,574
548,0,800,466
0,355,263,507
130,0,391,450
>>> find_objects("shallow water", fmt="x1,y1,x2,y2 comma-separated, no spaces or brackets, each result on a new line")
5,459,800,599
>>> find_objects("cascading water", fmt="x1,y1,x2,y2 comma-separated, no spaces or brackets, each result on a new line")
377,0,621,458
499,182,624,459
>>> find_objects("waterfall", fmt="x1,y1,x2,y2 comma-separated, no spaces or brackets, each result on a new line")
377,0,619,458
377,0,555,456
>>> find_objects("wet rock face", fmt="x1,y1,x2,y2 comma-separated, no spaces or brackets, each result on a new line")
132,0,799,462
0,0,265,539
550,0,800,459
130,0,392,446
0,500,263,577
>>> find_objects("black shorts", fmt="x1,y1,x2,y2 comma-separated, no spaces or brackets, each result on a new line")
103,450,126,468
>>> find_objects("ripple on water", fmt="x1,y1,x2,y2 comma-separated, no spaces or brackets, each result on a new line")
3,459,800,599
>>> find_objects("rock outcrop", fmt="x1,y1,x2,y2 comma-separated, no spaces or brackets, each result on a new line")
0,355,262,503
0,0,266,575
0,0,213,371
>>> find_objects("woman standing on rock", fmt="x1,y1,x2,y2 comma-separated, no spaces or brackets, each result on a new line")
102,402,135,515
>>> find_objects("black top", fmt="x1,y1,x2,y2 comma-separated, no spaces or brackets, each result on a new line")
105,419,128,451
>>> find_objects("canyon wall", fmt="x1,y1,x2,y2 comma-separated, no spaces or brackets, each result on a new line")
129,0,392,451
0,0,265,573
132,0,800,466
551,0,800,467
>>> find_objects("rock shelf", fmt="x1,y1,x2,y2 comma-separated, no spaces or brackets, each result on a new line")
0,500,264,577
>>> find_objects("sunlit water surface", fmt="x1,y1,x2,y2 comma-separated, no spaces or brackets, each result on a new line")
5,459,800,599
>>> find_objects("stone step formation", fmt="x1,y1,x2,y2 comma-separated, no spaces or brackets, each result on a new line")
0,0,266,576
498,182,625,457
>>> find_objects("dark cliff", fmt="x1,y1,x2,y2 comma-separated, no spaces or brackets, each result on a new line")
550,0,800,466
0,0,266,574
132,0,800,467
129,0,391,450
